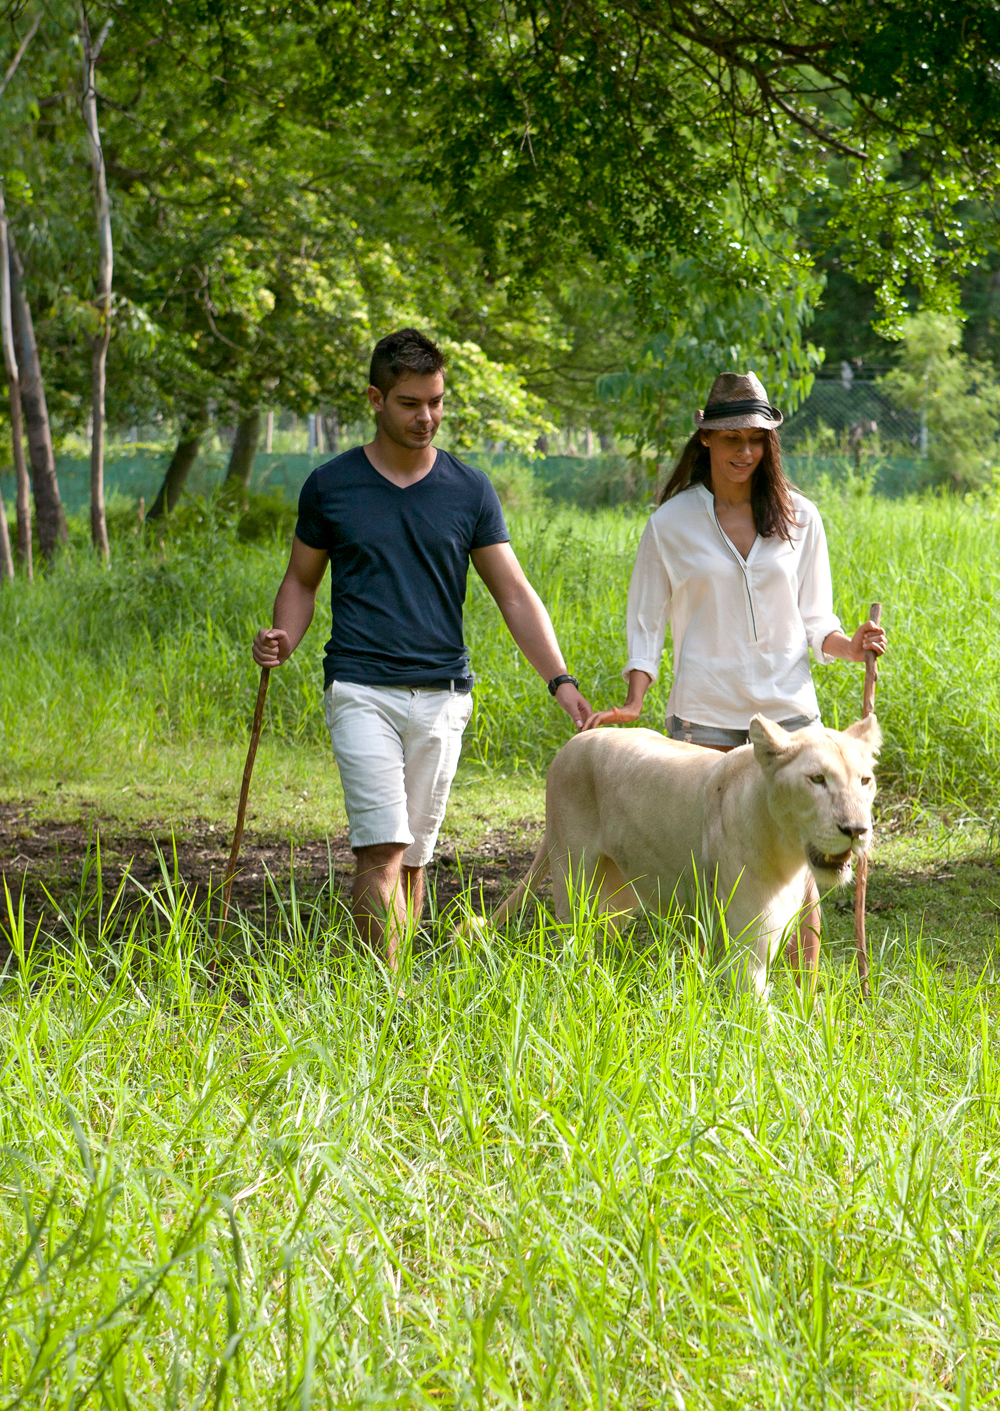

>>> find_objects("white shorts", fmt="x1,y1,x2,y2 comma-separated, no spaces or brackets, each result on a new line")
324,680,473,867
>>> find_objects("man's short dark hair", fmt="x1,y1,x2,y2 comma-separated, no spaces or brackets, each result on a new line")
369,328,446,395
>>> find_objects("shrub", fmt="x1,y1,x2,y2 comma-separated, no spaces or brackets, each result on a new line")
880,313,1000,492
236,493,298,543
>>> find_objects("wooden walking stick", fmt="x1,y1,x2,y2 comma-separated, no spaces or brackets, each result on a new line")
853,602,882,1000
218,666,270,940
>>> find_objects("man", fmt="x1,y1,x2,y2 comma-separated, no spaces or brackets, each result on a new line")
253,328,591,969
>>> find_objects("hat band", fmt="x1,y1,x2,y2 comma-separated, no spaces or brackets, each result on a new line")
701,398,780,421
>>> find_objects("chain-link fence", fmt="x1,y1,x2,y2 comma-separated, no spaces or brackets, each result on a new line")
783,377,921,450
0,379,931,519
0,449,321,519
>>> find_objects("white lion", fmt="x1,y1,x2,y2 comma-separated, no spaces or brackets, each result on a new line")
492,714,881,995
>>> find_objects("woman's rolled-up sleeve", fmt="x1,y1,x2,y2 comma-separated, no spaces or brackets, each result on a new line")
798,508,842,665
623,519,672,684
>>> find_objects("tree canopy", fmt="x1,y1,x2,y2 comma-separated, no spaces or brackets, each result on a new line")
2,0,1000,536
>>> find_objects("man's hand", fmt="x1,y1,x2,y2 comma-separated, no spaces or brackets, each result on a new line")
554,681,593,730
253,627,293,667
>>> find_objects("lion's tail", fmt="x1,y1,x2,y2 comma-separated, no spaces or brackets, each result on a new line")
490,831,551,927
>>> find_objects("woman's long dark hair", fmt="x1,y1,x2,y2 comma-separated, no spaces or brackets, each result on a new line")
658,429,797,541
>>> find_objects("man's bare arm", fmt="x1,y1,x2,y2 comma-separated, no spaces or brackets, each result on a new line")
252,535,329,667
471,541,592,728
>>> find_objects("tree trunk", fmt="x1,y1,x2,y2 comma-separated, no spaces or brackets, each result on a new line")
7,234,66,560
323,410,339,457
223,409,261,489
0,7,41,577
81,9,113,563
0,491,13,583
89,328,111,559
0,184,31,578
12,391,31,573
148,406,208,519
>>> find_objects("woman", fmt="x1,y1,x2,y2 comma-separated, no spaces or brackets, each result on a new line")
583,371,887,978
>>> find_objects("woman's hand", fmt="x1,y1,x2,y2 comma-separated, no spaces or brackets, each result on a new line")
580,669,653,731
823,620,887,664
850,619,887,661
581,702,642,731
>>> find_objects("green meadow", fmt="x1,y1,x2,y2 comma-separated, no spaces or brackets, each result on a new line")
3,488,1000,813
3,486,1000,1406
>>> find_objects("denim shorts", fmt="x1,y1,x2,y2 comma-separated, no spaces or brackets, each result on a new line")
667,713,820,748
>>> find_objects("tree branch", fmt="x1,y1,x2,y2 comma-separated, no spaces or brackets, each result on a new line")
92,16,112,63
0,6,41,101
761,82,867,160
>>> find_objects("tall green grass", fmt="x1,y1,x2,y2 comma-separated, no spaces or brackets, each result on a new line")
3,867,1000,1406
2,490,1000,807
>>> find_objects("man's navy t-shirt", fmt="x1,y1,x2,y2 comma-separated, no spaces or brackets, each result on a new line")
294,446,510,688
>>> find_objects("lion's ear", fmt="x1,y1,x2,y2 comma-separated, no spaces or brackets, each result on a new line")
749,714,796,767
843,714,882,753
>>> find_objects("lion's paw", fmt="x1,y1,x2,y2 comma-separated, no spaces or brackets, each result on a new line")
451,913,490,947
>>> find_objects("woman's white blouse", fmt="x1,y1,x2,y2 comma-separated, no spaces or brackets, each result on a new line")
624,483,842,729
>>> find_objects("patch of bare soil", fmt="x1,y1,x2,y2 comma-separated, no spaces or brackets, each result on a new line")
0,802,540,954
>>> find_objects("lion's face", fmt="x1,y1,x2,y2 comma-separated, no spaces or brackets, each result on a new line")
748,715,881,884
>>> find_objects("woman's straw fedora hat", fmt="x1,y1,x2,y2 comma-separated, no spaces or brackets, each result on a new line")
694,371,783,431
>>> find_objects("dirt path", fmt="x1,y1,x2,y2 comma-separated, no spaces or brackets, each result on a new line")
5,802,1000,971
0,802,538,951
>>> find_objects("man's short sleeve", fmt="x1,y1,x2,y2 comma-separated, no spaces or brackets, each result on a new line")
471,476,510,549
295,471,328,550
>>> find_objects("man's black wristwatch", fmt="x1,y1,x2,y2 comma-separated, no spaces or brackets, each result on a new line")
548,674,579,697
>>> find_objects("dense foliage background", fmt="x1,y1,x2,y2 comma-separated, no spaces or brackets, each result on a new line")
4,0,1000,550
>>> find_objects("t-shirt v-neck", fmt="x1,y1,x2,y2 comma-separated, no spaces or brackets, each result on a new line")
295,445,510,688
362,445,437,491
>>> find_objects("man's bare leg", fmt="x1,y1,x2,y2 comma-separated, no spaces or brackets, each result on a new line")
352,843,424,972
786,873,822,990
402,864,425,923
